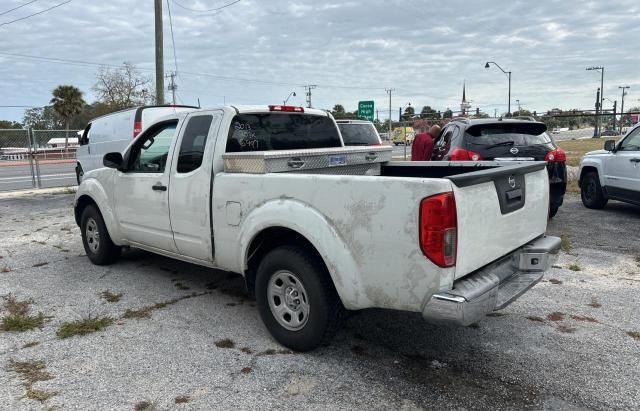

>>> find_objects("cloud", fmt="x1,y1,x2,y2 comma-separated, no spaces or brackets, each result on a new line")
1,0,639,122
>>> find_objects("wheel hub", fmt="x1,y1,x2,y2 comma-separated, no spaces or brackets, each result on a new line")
267,270,310,331
85,217,100,253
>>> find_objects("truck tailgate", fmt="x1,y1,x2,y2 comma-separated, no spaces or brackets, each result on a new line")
448,162,549,279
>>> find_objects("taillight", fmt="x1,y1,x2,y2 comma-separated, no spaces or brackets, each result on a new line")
420,192,457,268
449,148,482,161
545,148,566,162
133,121,142,138
269,105,304,112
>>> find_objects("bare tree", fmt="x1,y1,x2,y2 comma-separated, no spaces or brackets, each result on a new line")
92,62,154,110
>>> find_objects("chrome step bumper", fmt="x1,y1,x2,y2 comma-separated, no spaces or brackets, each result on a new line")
422,235,561,326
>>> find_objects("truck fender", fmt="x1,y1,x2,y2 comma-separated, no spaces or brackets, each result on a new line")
579,158,605,187
237,199,368,310
74,178,124,245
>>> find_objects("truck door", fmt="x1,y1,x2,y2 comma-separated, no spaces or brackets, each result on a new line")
168,111,223,262
113,120,179,252
604,127,640,201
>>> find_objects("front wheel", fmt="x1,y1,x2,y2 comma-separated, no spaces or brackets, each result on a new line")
580,172,608,209
81,205,121,265
255,246,344,352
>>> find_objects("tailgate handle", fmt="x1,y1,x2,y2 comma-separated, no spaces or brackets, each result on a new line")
365,152,378,161
287,157,305,169
630,158,640,163
506,188,522,201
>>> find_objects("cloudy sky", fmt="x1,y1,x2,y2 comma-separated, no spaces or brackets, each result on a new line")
1,0,639,123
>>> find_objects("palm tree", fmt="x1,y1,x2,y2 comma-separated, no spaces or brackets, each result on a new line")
50,85,85,151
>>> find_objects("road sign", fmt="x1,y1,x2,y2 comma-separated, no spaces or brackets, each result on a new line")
358,101,375,122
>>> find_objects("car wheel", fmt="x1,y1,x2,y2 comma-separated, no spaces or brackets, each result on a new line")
255,245,344,352
81,205,121,265
548,205,559,219
580,172,608,209
76,164,84,185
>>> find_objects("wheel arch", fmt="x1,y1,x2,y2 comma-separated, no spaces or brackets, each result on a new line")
237,201,366,310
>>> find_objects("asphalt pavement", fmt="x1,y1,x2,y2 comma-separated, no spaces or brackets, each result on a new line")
0,191,638,409
0,163,75,191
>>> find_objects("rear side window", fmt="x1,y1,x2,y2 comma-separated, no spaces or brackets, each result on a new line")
338,124,380,145
226,113,341,152
177,115,213,173
466,123,551,146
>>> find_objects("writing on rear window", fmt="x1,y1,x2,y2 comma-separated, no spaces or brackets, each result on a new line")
226,113,341,152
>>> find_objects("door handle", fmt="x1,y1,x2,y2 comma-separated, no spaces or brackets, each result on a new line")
152,184,167,192
365,153,378,161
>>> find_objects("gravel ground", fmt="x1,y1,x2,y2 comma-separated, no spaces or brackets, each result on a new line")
0,189,638,410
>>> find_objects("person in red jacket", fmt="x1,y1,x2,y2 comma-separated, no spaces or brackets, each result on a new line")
411,124,441,161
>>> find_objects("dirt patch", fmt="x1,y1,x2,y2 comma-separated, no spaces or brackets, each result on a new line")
174,395,190,404
548,278,563,285
214,338,235,349
526,316,545,322
557,325,577,333
99,290,123,303
8,359,57,402
570,315,598,323
241,367,253,374
547,312,565,322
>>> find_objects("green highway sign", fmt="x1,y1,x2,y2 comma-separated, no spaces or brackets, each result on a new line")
358,100,375,122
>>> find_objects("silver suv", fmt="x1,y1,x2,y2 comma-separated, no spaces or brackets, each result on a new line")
579,124,640,208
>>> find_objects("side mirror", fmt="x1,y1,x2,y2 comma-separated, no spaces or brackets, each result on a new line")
604,140,616,152
103,152,124,169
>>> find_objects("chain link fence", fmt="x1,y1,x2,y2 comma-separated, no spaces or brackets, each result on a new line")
0,129,80,192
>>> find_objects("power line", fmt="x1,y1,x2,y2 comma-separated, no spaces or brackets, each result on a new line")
0,0,73,27
0,0,40,17
170,0,240,13
166,0,178,73
0,51,390,91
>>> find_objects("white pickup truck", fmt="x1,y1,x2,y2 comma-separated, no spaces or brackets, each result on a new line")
74,105,560,351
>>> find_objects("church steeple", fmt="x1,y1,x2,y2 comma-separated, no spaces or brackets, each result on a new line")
460,81,471,115
462,81,467,103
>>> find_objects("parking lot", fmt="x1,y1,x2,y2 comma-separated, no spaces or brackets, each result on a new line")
0,189,638,410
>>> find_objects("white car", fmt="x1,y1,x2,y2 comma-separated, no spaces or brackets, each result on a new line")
74,104,559,351
75,105,197,183
335,119,383,146
579,124,640,208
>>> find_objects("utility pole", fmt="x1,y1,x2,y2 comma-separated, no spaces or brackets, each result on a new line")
385,88,394,137
304,85,317,108
166,72,177,105
612,100,617,131
594,88,600,137
619,86,630,133
154,0,164,105
586,66,604,137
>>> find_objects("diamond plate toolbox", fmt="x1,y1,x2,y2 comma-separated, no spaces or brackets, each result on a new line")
222,146,393,174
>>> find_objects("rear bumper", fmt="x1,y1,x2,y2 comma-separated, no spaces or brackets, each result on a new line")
422,235,561,326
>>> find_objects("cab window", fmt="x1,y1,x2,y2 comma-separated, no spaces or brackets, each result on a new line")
177,115,213,173
128,122,177,173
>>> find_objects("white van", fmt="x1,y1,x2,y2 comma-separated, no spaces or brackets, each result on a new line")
75,105,197,183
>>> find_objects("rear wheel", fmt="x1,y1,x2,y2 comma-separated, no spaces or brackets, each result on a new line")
581,172,608,209
255,246,344,352
81,205,121,265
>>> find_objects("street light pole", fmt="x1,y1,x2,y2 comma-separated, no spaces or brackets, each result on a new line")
485,61,511,116
619,86,630,133
586,66,605,137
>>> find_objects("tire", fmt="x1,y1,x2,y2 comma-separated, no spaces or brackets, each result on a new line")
548,205,559,219
80,205,121,265
255,245,345,352
580,172,608,209
76,164,84,185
